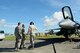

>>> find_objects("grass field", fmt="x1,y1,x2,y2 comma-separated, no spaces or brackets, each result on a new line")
4,34,80,41
4,35,64,41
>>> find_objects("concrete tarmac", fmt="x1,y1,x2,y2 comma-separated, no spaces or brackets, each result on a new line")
0,39,80,53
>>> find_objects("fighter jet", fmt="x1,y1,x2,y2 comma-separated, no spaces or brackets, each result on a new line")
55,6,80,39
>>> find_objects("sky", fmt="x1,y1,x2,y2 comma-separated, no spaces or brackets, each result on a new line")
0,0,80,34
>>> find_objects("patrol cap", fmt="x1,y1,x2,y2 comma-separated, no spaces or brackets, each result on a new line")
18,22,21,25
30,21,34,25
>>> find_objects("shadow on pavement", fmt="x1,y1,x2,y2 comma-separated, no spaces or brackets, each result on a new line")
0,48,15,52
33,38,80,53
27,38,80,48
27,38,67,49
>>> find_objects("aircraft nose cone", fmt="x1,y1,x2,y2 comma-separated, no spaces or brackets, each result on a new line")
59,19,76,28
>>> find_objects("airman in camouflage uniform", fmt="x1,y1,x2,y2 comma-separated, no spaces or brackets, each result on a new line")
14,22,22,51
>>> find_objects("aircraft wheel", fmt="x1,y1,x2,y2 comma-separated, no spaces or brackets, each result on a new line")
64,34,69,40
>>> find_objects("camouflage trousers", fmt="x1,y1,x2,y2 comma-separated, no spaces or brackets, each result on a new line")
20,37,25,48
30,34,34,48
15,38,21,49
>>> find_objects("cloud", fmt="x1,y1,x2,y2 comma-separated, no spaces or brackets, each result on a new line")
43,11,63,27
3,23,18,28
3,23,27,29
0,19,6,25
53,11,63,21
0,19,16,28
0,19,17,28
3,24,17,29
43,16,54,27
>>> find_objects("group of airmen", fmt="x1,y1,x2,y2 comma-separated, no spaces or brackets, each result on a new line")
14,22,37,51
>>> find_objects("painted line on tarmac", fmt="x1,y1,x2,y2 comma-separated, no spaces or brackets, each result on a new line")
52,43,57,53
